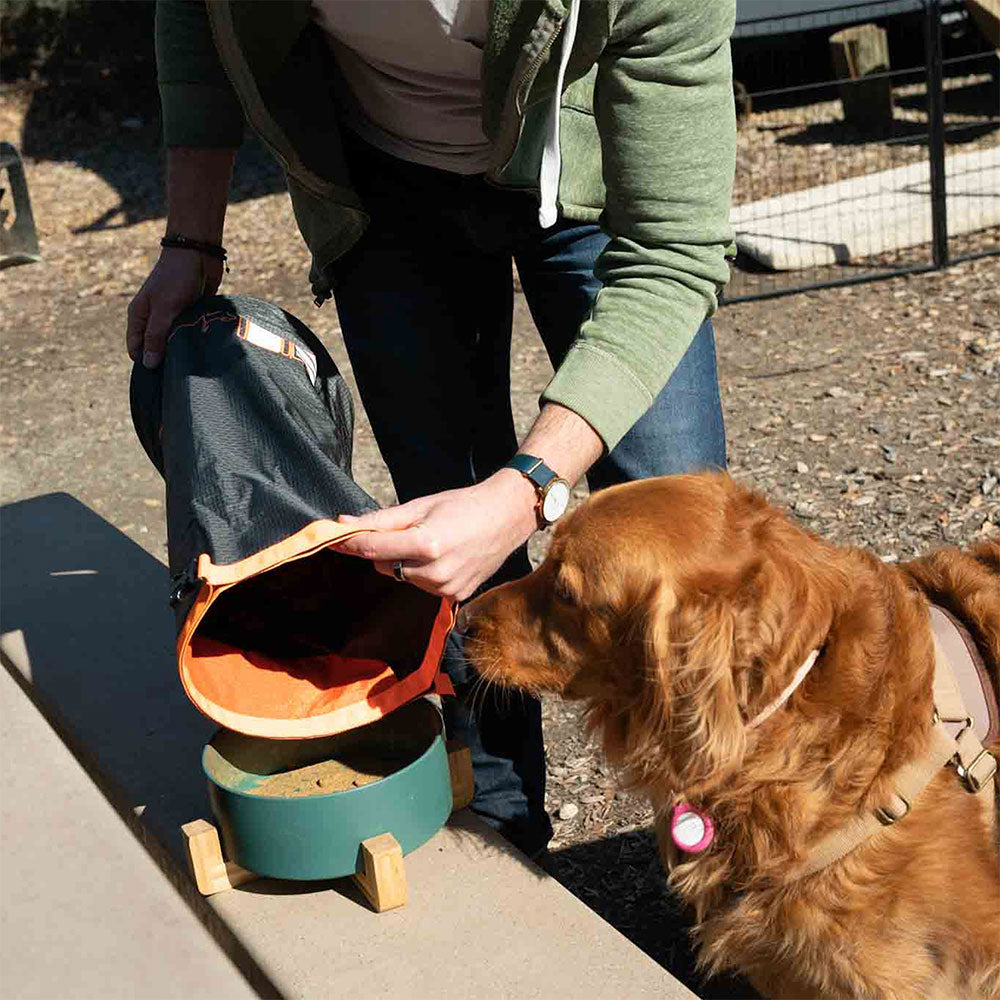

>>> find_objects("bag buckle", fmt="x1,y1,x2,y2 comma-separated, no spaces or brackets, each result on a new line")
169,566,204,607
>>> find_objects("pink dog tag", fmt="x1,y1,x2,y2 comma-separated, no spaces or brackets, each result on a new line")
671,803,715,854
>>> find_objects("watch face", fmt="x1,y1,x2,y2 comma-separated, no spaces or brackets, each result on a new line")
541,479,571,524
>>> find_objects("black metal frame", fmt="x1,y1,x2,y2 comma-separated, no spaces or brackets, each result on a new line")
722,0,999,306
926,0,950,269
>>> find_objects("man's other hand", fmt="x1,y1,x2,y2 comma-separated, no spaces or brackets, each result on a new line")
126,248,223,369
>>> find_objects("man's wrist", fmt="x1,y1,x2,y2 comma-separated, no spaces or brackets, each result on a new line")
164,221,225,244
165,147,235,245
518,403,602,491
491,468,542,536
161,235,229,271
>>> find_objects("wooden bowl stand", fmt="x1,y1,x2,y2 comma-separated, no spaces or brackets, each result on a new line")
182,740,474,912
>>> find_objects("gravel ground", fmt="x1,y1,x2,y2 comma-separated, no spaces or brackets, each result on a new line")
3,78,999,999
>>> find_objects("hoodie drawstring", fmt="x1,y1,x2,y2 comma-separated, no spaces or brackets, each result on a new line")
538,0,581,229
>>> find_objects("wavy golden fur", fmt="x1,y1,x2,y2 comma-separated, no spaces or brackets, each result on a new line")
464,472,1000,1000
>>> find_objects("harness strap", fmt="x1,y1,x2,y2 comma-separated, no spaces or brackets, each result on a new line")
795,604,997,878
930,604,999,743
931,615,999,796
796,725,958,876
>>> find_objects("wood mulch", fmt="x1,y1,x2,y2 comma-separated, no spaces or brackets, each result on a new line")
734,71,999,206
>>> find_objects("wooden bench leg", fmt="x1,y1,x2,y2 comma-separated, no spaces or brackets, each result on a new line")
353,833,407,912
446,739,474,811
181,819,257,896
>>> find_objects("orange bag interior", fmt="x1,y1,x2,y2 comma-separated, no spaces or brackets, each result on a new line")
177,521,454,738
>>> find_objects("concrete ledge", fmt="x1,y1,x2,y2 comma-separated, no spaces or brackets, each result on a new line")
731,146,1000,270
0,494,696,1000
0,665,256,1000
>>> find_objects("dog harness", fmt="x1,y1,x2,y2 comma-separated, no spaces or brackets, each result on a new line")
797,603,998,876
672,605,998,871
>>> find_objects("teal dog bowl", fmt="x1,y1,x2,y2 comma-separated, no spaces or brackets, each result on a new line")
204,699,452,880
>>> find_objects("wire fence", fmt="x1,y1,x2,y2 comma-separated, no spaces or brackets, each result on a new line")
722,0,999,304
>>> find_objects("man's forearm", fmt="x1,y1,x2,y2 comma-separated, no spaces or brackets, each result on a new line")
493,402,604,524
519,402,604,486
165,147,236,242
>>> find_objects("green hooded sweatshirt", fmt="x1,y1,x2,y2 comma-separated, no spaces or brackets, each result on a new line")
155,0,737,451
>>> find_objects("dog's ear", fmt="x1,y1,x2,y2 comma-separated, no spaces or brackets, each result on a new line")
643,580,751,787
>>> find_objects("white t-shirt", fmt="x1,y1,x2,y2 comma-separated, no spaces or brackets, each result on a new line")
312,0,493,174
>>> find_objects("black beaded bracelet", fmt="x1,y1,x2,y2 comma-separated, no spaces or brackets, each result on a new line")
161,235,229,271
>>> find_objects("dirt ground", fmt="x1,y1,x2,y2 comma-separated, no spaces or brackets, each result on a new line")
2,78,999,998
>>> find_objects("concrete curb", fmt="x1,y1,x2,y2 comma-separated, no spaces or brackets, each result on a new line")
731,146,1000,270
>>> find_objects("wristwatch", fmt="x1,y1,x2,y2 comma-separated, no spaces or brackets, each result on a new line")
504,454,571,528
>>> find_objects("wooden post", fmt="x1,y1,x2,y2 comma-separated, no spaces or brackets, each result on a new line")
0,143,41,268
354,833,408,912
734,80,752,128
965,0,1000,87
829,24,894,129
965,0,1000,49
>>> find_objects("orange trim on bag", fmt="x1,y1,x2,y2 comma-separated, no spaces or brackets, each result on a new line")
170,311,239,341
194,519,363,586
176,521,456,739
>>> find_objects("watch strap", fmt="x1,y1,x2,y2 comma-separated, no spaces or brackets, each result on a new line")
505,454,557,490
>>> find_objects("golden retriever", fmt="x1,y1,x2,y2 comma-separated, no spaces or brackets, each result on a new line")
462,472,1000,1000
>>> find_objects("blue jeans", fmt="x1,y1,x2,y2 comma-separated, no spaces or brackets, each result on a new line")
329,132,726,855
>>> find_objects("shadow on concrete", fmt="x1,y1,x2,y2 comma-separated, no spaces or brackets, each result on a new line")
547,829,761,1000
0,493,217,864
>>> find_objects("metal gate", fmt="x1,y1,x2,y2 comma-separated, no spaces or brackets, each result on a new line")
723,0,999,304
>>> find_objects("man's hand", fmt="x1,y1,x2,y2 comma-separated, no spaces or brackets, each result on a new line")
334,403,604,600
125,146,236,368
333,470,539,601
126,249,223,368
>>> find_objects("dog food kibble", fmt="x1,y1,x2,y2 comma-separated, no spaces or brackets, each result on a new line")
249,752,413,798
